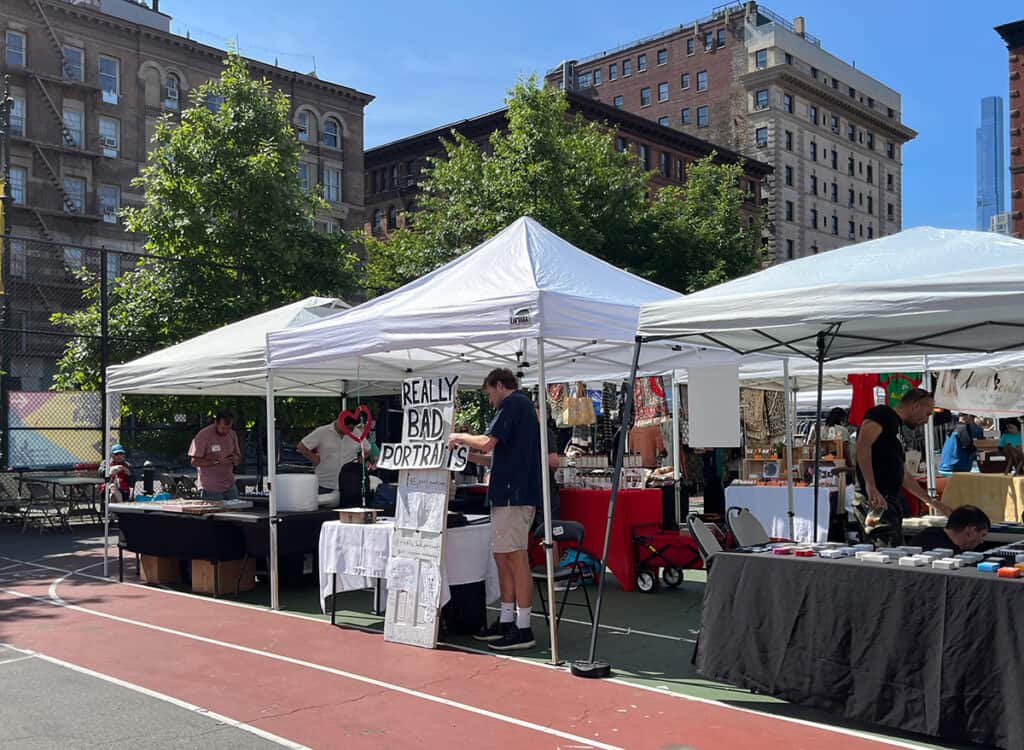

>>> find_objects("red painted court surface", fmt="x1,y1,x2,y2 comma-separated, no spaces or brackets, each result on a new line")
0,551,924,750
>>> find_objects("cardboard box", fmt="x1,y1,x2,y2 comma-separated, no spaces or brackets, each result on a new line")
139,554,181,585
191,558,257,595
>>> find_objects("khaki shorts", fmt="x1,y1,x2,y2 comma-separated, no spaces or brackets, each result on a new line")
490,505,536,553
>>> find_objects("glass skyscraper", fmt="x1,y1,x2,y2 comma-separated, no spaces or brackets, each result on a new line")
977,96,1006,231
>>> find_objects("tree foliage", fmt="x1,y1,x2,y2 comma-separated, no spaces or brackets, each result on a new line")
365,77,765,294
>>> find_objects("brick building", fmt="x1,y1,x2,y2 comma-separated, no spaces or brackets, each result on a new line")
364,91,771,237
546,2,916,262
1,0,371,388
996,18,1024,238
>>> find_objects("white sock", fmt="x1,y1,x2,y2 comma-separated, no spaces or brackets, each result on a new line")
516,606,532,629
499,602,515,623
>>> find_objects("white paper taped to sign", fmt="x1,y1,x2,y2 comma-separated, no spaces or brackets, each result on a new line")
377,442,469,471
402,376,460,408
402,404,454,443
935,368,1024,414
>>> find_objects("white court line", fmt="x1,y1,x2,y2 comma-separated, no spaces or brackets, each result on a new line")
0,580,624,750
0,643,309,749
0,555,932,750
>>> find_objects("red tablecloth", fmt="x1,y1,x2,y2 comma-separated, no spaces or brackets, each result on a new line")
558,488,663,592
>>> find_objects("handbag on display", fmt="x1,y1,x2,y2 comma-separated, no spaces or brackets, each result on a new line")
562,381,597,426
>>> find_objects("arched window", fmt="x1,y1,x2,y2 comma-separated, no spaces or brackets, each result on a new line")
296,110,310,142
164,73,180,109
372,208,382,233
323,117,340,149
387,205,397,231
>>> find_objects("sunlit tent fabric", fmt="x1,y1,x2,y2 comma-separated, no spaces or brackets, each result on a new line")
107,297,349,396
637,227,1024,360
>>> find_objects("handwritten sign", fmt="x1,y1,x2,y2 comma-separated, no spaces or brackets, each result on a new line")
401,376,459,408
402,404,454,442
377,442,468,471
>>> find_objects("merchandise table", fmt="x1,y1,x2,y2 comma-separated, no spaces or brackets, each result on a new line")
558,488,663,592
941,472,1024,522
695,552,1024,750
25,474,105,526
723,485,832,542
318,517,499,614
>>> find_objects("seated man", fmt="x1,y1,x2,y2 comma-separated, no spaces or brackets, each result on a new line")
102,443,132,503
913,505,991,555
999,419,1023,475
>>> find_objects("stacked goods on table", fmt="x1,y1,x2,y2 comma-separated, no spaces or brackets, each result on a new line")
142,498,253,513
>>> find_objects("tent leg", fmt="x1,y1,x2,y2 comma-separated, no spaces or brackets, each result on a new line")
572,337,643,679
671,371,682,527
535,338,558,665
812,333,825,543
266,372,280,611
102,391,114,578
783,359,796,541
923,356,937,506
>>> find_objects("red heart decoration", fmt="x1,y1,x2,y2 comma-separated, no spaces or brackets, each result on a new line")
338,404,374,443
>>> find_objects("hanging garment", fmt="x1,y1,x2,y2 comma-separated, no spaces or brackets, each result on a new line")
847,373,880,426
879,372,922,406
740,388,768,442
630,424,665,467
764,390,787,441
634,376,670,427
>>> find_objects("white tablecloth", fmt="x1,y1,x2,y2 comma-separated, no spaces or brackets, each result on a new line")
318,518,499,611
724,485,831,542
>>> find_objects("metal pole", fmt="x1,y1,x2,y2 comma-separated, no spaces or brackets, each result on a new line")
812,332,826,543
102,390,113,577
783,358,796,540
572,337,643,679
535,338,559,665
923,355,937,506
99,247,109,458
671,370,682,527
0,76,12,470
265,370,280,610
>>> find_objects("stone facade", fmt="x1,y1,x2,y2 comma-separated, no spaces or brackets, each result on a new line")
996,19,1024,238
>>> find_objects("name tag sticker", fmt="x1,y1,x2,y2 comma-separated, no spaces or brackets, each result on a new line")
211,445,222,453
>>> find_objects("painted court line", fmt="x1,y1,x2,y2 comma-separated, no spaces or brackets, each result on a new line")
0,580,625,750
0,643,309,749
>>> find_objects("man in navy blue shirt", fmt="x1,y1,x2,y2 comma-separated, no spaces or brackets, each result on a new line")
449,368,541,650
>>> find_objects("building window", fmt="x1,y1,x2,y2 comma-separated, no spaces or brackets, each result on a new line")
387,205,397,231
867,195,874,214
10,96,25,137
831,149,838,170
99,55,120,104
717,29,726,47
785,130,793,151
831,182,838,203
687,38,695,56
832,78,840,90
105,251,120,283
809,140,817,161
659,151,669,176
783,94,793,113
578,71,593,89
10,166,26,205
681,73,690,89
704,31,714,51
165,73,180,109
639,144,650,170
867,225,874,239
848,220,855,240
609,62,618,80
296,110,310,142
810,175,818,194
657,49,668,65
887,203,895,220
847,124,856,142
63,176,85,213
866,164,873,184
63,108,84,148
848,86,856,98
781,165,792,186
755,127,768,148
658,116,669,126
623,58,632,77
886,142,895,159
615,136,627,152
323,167,342,202
681,107,690,124
98,116,120,157
831,215,839,235
785,52,793,65
613,95,624,109
866,132,874,150
594,68,602,86
887,173,894,191
808,104,817,124
675,158,685,181
755,48,767,69
696,70,708,91
638,53,647,72
298,163,311,192
848,188,855,207
205,93,224,112
755,89,769,110
372,208,382,233
786,239,794,259
658,82,669,102
696,105,708,128
830,115,840,133
810,208,818,227
10,240,26,279
63,45,84,81
4,30,25,67
785,200,794,221
640,87,651,107
323,118,341,149
99,184,120,223
848,156,855,176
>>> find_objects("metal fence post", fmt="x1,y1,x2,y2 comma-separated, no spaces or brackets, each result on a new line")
0,75,12,469
100,246,109,455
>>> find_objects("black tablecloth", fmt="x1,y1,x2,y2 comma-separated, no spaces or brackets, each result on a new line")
696,552,1024,750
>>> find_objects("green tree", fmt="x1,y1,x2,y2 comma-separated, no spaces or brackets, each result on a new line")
365,77,764,294
52,51,359,393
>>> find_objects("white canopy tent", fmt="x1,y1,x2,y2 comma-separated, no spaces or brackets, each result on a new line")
265,216,746,665
101,296,350,579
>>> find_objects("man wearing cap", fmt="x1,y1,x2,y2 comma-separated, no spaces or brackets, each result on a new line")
297,412,373,496
189,410,242,501
103,444,132,503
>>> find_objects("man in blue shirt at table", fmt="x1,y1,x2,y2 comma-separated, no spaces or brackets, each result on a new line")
449,368,541,651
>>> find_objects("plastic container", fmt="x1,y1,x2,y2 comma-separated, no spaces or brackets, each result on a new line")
274,473,318,512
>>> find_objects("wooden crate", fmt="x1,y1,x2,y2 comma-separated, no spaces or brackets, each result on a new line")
139,554,181,585
191,558,256,595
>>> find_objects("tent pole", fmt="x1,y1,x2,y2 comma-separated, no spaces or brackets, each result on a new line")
923,355,937,505
671,370,682,527
572,337,643,679
535,338,559,665
812,332,825,544
266,371,280,611
102,390,114,578
783,359,796,540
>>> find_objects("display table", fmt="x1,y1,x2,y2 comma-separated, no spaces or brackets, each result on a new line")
723,485,832,542
558,488,662,592
941,473,1024,522
317,518,499,613
696,552,1024,750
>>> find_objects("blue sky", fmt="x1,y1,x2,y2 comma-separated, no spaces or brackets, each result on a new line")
164,0,1022,230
